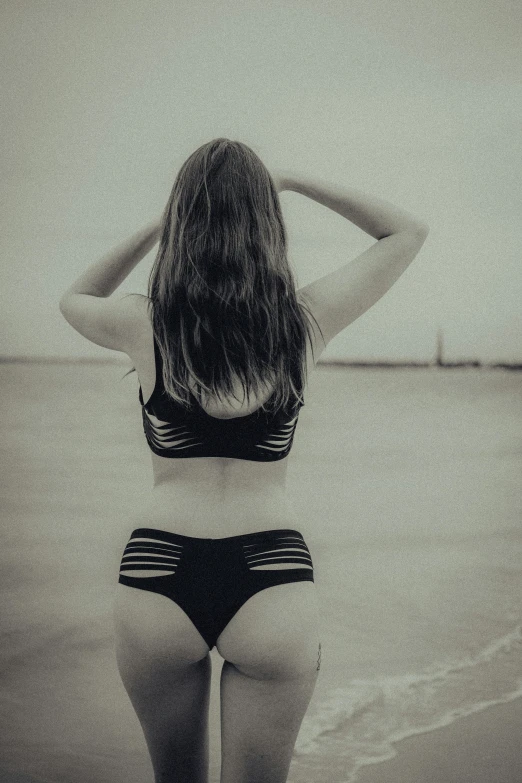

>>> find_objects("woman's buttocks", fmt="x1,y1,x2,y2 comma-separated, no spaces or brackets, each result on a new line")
128,455,300,538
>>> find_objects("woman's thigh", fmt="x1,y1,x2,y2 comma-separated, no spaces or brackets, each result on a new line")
112,585,212,782
217,581,322,782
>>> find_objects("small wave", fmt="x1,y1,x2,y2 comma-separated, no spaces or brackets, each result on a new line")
292,625,522,782
347,689,522,783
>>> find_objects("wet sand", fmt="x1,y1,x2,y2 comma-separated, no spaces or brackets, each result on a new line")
356,695,522,783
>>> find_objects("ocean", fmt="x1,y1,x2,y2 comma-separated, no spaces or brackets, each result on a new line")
1,361,521,783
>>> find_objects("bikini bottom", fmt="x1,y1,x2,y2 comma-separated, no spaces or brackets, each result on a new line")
118,526,315,650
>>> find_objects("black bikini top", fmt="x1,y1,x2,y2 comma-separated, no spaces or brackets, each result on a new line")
139,336,304,461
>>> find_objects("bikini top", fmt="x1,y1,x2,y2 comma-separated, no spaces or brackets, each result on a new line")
139,336,304,461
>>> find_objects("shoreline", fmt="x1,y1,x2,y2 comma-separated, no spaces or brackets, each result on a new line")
354,695,522,783
1,355,521,370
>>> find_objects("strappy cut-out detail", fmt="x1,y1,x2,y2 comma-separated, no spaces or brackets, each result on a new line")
138,332,304,461
142,410,204,453
119,535,184,578
254,412,300,454
242,533,314,571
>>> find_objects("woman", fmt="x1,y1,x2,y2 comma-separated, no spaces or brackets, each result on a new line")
59,138,428,783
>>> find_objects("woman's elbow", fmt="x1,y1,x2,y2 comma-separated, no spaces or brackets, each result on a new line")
414,222,430,239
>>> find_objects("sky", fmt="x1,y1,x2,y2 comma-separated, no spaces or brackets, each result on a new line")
1,0,521,362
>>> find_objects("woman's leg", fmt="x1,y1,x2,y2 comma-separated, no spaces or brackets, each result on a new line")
112,583,212,783
216,581,322,783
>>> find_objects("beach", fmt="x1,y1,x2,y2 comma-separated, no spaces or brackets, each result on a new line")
356,695,522,783
1,361,521,782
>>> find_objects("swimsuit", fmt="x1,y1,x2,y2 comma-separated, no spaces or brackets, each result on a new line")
118,527,314,650
138,334,304,461
118,334,314,651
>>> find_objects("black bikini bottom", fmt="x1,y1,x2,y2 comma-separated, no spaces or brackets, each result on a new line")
118,526,315,650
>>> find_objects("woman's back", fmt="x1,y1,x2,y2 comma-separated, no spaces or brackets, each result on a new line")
124,292,325,537
59,144,428,540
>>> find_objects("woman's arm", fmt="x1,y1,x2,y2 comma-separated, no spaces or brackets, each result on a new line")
275,170,429,349
59,218,161,352
275,170,427,237
60,218,162,300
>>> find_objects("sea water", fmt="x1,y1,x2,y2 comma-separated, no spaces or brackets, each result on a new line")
1,361,521,783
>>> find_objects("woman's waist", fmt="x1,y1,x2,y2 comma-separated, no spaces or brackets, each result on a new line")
128,481,299,538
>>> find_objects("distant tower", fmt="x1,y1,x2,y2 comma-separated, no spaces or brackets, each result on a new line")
435,329,444,366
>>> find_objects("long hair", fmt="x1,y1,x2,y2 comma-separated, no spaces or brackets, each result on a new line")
135,138,322,412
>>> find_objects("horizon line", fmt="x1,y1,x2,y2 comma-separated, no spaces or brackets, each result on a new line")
1,356,521,370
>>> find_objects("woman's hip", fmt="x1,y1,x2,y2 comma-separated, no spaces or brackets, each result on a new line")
115,526,318,654
117,526,315,587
